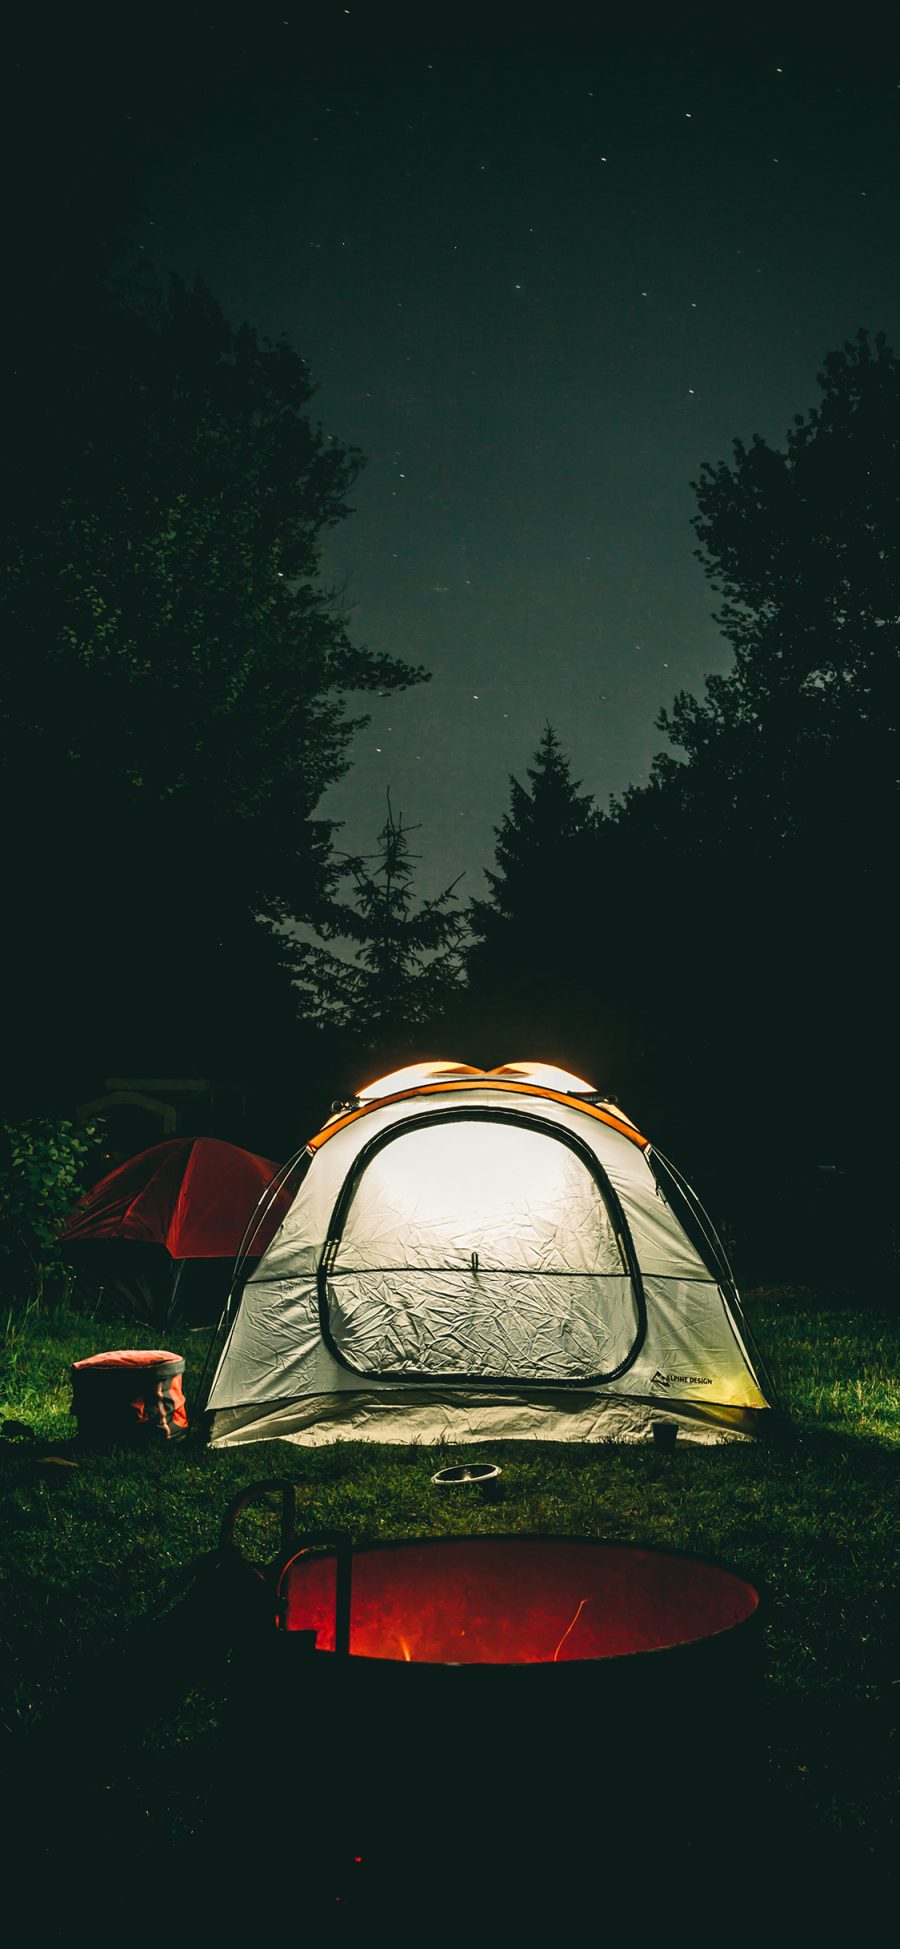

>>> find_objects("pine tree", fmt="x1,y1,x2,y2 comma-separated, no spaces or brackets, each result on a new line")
452,725,614,1074
292,798,468,1051
467,725,598,987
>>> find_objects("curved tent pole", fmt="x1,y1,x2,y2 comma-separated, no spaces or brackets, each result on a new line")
649,1145,778,1407
225,1144,313,1316
194,1144,312,1414
650,1145,739,1290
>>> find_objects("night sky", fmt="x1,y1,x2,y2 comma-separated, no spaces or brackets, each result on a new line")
30,14,900,898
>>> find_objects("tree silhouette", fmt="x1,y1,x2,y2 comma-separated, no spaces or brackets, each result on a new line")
457,725,613,1071
468,726,597,967
291,797,468,1057
605,330,900,1273
644,328,899,860
1,271,427,1114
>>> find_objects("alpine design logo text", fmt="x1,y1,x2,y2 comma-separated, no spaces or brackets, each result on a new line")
651,1370,712,1389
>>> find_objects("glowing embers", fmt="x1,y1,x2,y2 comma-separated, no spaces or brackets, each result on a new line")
278,1537,758,1666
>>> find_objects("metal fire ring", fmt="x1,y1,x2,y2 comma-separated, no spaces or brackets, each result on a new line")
431,1463,504,1502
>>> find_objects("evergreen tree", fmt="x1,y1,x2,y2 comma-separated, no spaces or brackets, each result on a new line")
467,726,598,978
0,270,426,1112
458,726,616,1074
291,799,468,1058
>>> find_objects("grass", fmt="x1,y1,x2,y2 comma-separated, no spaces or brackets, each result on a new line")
1,1288,897,1911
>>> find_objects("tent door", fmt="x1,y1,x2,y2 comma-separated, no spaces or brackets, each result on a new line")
319,1110,645,1386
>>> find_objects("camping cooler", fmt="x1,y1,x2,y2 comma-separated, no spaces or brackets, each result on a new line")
71,1349,188,1444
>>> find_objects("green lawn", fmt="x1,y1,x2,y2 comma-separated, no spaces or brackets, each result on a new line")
1,1290,897,1905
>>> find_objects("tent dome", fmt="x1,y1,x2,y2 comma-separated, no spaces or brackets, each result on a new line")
487,1060,597,1093
207,1061,773,1450
62,1136,288,1259
356,1058,598,1101
357,1060,485,1101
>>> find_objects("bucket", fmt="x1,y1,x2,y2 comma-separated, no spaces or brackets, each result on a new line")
71,1349,188,1445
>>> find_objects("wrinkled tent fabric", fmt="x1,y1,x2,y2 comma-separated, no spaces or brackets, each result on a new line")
207,1062,773,1448
62,1137,289,1259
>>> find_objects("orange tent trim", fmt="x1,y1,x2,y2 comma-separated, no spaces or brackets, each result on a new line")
307,1078,648,1152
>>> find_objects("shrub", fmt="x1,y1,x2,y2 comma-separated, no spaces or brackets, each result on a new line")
0,1117,105,1303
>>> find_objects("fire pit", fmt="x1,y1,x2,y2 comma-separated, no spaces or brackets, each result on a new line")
220,1483,759,1682
276,1532,758,1671
218,1486,763,1904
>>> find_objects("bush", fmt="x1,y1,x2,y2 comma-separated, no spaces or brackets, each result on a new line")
0,1117,105,1303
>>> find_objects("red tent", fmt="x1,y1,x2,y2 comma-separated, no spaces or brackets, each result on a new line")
62,1137,291,1260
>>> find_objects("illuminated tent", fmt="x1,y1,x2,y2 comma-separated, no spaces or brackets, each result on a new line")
206,1061,773,1447
62,1137,290,1324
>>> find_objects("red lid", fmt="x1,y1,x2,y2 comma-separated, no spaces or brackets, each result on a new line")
72,1349,182,1371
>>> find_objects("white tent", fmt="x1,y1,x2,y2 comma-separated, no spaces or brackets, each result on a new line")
207,1060,773,1447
